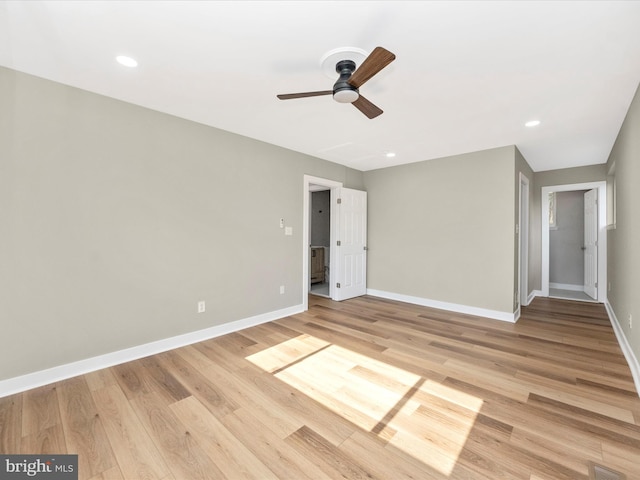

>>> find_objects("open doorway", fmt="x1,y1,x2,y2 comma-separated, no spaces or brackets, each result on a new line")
548,190,595,301
541,181,607,303
301,175,368,310
302,175,342,311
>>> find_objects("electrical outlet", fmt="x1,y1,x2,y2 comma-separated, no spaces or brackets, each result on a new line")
629,314,633,329
280,285,285,294
197,301,206,313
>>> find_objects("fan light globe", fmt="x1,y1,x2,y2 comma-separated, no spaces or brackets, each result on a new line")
333,89,359,103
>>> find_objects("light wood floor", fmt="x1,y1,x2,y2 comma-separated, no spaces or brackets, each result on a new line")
1,296,639,479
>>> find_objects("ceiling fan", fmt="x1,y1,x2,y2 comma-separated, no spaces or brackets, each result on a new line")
277,46,396,119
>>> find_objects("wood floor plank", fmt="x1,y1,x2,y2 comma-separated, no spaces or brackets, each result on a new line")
242,363,357,446
87,465,124,480
20,424,67,454
341,430,455,480
21,384,61,437
600,440,640,477
508,427,597,475
111,361,155,400
220,407,334,480
57,376,116,479
137,355,192,405
170,395,279,480
92,385,170,480
515,370,636,423
441,377,606,457
285,425,378,480
129,392,224,480
2,296,639,479
199,362,305,440
526,393,640,447
0,394,22,453
84,368,119,392
159,349,240,418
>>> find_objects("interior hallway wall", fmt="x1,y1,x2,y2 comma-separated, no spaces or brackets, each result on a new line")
606,82,640,376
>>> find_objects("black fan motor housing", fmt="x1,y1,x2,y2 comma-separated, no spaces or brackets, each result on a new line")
333,60,358,95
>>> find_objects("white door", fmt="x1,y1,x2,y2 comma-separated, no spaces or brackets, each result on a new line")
583,189,598,300
334,188,367,301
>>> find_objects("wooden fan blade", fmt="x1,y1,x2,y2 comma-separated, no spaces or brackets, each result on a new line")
348,46,396,88
352,95,383,119
277,90,333,100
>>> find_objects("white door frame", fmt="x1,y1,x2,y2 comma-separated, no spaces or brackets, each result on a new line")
541,181,607,301
302,175,342,311
518,173,530,308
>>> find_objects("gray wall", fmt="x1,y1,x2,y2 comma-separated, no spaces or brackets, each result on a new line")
549,191,586,286
363,146,519,314
310,190,330,247
606,82,640,367
0,67,363,381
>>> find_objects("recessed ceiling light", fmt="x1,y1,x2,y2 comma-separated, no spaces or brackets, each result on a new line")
525,120,540,127
116,55,138,68
386,152,396,158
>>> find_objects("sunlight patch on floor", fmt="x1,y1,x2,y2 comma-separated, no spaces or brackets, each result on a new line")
245,334,330,373
388,379,484,475
246,335,483,476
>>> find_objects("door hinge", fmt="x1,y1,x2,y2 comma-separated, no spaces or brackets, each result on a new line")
595,282,598,288
364,246,368,251
336,283,341,288
337,198,342,204
337,240,341,246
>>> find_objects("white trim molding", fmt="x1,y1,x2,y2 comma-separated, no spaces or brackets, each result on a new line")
605,302,640,398
528,290,543,305
518,173,530,309
549,283,585,292
0,304,304,399
367,289,518,323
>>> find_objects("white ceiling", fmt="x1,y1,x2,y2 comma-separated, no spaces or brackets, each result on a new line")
2,1,640,172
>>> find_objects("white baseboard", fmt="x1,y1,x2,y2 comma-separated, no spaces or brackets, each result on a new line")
367,289,517,323
550,282,584,292
0,304,304,399
527,290,543,305
605,302,640,398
